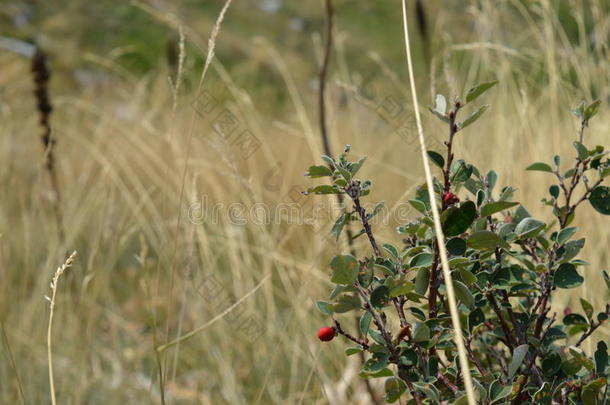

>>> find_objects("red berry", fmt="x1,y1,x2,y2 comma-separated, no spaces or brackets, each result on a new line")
443,192,460,206
317,326,336,342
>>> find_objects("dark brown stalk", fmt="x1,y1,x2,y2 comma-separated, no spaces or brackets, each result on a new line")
486,291,516,351
31,48,64,242
414,0,430,67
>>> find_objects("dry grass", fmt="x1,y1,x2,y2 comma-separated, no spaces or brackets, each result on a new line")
0,1,608,404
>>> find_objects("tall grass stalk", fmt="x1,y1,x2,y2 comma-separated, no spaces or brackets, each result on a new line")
400,1,476,403
46,251,77,405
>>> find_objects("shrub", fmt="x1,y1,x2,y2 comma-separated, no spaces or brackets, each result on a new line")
306,83,610,404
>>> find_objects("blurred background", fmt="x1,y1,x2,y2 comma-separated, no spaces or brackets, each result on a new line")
0,0,608,403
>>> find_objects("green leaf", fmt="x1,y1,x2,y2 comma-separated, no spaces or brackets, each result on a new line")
305,165,332,178
412,321,430,342
363,352,390,373
487,170,498,191
584,99,602,121
560,238,585,261
316,301,334,316
389,281,415,298
330,255,359,285
580,298,594,321
489,379,512,402
360,312,372,337
338,167,352,182
561,357,582,376
442,201,477,237
541,353,562,376
480,201,520,217
508,344,529,379
514,217,545,239
415,268,430,295
360,367,394,379
306,185,340,195
332,294,361,313
468,307,485,330
549,185,560,199
459,104,488,130
526,162,553,173
408,199,427,214
570,347,595,371
427,150,445,169
574,142,589,160
465,80,498,103
349,156,367,176
554,263,584,289
467,230,508,250
385,377,407,403
594,341,608,373
582,378,607,405
556,227,577,245
446,237,467,256
451,160,473,183
589,186,610,215
382,243,399,259
330,213,348,241
563,313,588,326
343,347,363,358
458,268,477,285
409,252,433,268
415,184,431,210
320,155,336,168
371,286,390,308
453,280,474,309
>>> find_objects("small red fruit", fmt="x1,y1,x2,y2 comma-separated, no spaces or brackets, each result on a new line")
317,326,336,342
443,191,460,206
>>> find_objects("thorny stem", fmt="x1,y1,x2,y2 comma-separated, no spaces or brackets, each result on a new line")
528,117,606,367
354,285,423,404
442,102,462,196
464,338,487,377
352,196,382,257
318,2,378,401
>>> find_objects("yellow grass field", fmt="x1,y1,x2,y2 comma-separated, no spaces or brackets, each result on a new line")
0,1,608,403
